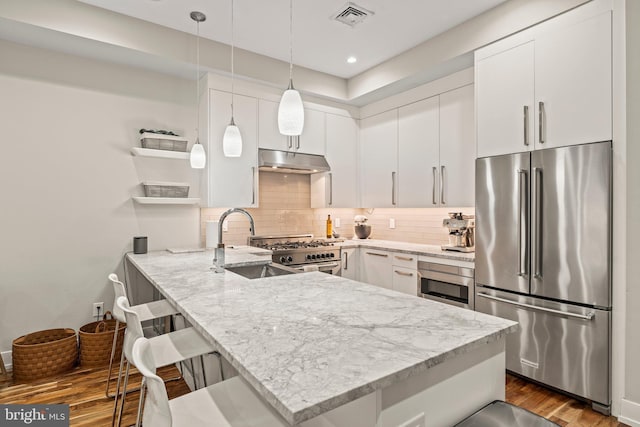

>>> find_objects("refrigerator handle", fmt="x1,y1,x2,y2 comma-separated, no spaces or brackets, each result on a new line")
533,167,543,279
517,169,529,277
477,292,595,321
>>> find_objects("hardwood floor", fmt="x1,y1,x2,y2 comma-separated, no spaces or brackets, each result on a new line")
0,365,190,426
0,368,630,426
506,374,628,427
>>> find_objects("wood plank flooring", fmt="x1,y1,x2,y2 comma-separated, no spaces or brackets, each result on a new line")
0,368,630,426
506,374,628,427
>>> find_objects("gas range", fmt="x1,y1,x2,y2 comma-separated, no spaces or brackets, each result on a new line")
248,234,342,273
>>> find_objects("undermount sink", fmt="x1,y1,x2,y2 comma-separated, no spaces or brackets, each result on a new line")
226,263,299,279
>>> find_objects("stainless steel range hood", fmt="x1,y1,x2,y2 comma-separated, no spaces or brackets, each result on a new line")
258,148,330,174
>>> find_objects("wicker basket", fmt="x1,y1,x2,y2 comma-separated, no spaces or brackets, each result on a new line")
142,181,189,198
12,328,78,382
140,132,188,152
79,312,126,367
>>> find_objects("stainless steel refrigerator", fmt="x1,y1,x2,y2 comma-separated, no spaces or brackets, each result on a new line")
475,141,612,414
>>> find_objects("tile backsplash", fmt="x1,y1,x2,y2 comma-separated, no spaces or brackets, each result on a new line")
200,172,473,246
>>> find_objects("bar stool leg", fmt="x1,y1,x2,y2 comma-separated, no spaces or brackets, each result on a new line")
111,349,126,427
105,319,120,398
116,360,132,427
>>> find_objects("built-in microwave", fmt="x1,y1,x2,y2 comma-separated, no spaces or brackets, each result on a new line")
418,261,475,310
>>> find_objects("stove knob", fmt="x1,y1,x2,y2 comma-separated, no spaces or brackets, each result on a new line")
329,253,335,258
306,254,312,260
279,256,287,263
287,256,293,263
320,253,326,258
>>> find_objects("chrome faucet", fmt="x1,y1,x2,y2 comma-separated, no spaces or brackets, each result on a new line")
213,208,256,272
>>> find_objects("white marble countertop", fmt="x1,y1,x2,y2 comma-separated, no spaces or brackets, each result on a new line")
127,249,514,425
337,239,475,263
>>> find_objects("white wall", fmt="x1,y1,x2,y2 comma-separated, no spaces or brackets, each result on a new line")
0,39,201,360
624,0,640,423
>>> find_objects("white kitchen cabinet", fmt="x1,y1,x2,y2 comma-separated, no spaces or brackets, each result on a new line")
203,90,258,208
360,110,398,208
311,113,358,208
392,266,418,296
476,41,535,158
340,247,359,281
534,10,611,149
396,85,474,208
439,85,475,206
359,249,392,290
398,96,439,207
297,108,326,155
476,6,612,157
258,99,288,151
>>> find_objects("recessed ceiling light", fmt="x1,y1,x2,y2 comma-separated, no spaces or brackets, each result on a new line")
347,56,357,64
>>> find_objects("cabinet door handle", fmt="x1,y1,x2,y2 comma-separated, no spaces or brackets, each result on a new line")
296,135,300,149
344,251,348,270
392,171,397,206
395,256,414,262
432,167,437,205
251,166,256,205
366,252,388,257
328,172,333,206
287,136,292,149
394,270,414,277
523,105,529,146
538,101,545,144
440,165,446,205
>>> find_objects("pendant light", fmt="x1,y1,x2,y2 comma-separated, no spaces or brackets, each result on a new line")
190,11,207,169
223,0,242,157
278,0,304,136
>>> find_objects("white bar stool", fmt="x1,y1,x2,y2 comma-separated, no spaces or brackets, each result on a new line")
132,337,288,427
114,296,216,427
106,273,179,399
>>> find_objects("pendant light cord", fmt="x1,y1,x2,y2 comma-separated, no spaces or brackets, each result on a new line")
231,0,235,118
196,19,201,141
289,0,293,82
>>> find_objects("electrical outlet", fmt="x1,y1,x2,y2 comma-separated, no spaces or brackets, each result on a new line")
92,302,104,318
222,220,229,232
335,218,341,228
389,218,396,229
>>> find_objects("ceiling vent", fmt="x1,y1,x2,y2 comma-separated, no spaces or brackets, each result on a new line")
332,2,374,28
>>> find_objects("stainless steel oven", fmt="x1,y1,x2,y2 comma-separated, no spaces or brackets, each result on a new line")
418,261,475,310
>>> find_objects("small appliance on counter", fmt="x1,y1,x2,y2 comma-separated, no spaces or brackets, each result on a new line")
441,213,475,253
353,215,371,239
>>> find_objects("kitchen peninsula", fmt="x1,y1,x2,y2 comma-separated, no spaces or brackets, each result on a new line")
126,248,517,427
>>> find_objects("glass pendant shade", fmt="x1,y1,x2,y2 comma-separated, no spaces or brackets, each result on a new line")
223,121,242,157
278,86,305,135
190,141,206,168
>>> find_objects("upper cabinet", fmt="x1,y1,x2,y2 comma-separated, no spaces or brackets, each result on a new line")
439,85,475,206
311,113,358,208
258,99,325,155
398,96,439,207
361,84,475,208
360,110,399,208
476,5,612,157
202,89,258,208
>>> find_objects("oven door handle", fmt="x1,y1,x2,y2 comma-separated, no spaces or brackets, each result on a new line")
313,262,340,269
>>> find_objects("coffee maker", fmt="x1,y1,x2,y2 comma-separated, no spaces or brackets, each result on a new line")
441,213,475,252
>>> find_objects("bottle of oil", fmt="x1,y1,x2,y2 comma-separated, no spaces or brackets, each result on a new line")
326,214,333,238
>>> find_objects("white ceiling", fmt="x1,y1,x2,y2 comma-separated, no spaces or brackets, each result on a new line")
78,0,507,79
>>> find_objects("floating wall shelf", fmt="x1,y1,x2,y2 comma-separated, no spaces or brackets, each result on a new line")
131,147,190,160
132,197,200,205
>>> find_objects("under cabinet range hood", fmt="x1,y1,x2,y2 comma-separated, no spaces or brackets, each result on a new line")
258,148,330,174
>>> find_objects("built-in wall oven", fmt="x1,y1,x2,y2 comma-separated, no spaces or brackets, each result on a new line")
418,261,475,310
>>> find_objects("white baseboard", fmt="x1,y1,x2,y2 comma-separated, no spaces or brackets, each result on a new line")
619,398,640,427
1,350,12,372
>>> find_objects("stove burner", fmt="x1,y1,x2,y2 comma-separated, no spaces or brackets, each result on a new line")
255,239,335,251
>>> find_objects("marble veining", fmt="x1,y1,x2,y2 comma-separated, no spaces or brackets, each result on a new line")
127,250,514,425
339,239,475,263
